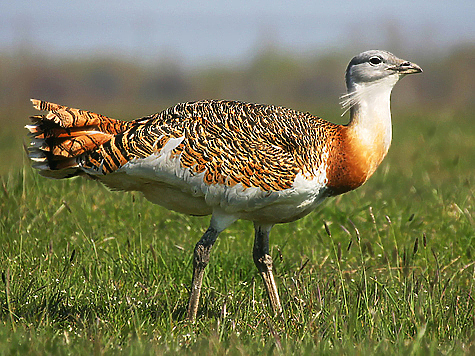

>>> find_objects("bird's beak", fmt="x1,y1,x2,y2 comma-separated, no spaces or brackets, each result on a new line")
390,60,423,74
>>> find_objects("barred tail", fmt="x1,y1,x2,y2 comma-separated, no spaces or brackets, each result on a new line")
26,99,133,178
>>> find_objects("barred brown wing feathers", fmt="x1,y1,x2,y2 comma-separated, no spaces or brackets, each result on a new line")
105,100,330,191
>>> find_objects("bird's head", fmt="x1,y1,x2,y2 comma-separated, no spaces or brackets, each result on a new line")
345,50,422,92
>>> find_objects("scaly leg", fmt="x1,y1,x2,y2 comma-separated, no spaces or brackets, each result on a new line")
187,226,219,321
253,223,282,316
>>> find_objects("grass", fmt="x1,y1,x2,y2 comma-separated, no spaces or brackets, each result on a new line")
0,109,474,354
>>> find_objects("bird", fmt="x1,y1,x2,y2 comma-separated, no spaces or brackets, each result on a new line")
25,50,422,321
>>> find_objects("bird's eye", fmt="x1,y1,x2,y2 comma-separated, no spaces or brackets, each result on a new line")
369,56,382,65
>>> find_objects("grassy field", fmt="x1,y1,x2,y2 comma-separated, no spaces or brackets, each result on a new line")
0,108,474,354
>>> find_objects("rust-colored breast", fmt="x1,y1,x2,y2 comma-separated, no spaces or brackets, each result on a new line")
325,126,371,196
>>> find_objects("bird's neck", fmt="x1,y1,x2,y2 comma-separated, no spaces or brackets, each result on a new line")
346,80,395,166
326,79,396,195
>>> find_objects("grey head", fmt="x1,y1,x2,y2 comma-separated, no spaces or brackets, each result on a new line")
345,50,422,91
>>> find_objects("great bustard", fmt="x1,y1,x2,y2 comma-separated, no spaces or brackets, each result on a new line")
26,50,422,321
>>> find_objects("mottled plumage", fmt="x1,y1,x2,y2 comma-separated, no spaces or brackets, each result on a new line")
26,50,422,321
87,100,332,188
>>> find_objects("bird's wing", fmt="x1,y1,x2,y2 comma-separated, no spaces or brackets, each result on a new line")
81,100,327,192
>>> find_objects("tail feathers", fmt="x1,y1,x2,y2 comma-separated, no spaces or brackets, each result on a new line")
29,99,131,133
26,99,133,178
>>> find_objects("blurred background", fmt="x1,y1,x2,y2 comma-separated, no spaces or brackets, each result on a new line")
1,0,474,174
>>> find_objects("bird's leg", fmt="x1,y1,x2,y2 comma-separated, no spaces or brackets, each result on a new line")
253,223,282,316
187,226,219,321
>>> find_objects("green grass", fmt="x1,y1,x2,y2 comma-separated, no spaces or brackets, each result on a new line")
0,110,474,354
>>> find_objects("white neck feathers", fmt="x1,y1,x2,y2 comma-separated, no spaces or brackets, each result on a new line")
341,75,398,156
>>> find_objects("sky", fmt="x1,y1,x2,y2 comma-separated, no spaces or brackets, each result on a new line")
1,0,474,66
